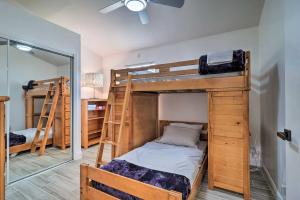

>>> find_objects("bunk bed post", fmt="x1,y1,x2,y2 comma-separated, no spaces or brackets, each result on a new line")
111,69,117,158
246,51,251,90
80,164,89,200
243,91,250,200
207,92,214,190
244,51,251,200
60,76,66,150
25,95,34,128
128,90,134,151
111,69,116,87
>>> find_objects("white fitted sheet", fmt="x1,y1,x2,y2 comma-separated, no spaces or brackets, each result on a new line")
116,141,207,183
12,128,53,144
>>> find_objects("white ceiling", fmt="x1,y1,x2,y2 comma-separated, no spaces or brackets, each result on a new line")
8,41,70,66
30,48,70,66
8,0,264,57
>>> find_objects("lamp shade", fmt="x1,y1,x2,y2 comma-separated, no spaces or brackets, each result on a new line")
81,73,104,88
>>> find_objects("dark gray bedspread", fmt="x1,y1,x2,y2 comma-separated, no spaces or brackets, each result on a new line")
92,159,191,200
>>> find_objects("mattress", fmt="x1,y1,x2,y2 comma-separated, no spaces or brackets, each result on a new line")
116,140,207,184
118,71,241,85
12,128,53,144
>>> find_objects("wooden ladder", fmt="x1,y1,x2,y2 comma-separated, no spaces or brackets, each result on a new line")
96,77,132,167
31,82,60,155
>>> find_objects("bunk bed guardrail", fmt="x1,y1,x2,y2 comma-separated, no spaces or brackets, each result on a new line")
111,51,250,92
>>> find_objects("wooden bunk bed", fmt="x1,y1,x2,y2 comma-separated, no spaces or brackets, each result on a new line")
8,76,70,155
80,51,251,200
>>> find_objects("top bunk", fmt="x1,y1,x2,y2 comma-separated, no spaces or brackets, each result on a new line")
112,51,250,93
23,76,70,97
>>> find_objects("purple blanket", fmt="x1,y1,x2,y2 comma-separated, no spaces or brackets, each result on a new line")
92,160,191,200
5,132,26,148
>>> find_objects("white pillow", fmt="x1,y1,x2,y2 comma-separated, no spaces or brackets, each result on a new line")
170,123,203,131
158,125,201,147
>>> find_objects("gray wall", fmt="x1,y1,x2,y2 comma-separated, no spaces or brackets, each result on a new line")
259,0,286,198
284,0,300,199
0,1,82,159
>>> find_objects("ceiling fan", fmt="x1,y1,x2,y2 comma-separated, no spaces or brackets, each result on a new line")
99,0,185,25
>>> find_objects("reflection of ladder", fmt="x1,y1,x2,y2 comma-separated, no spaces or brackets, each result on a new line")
96,76,132,167
31,82,60,155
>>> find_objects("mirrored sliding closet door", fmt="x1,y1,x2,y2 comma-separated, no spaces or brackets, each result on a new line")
7,40,73,183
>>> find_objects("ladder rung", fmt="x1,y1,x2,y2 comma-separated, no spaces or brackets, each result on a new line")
33,112,50,116
41,116,49,118
105,121,121,125
45,102,53,105
112,85,126,88
35,142,42,147
101,140,118,146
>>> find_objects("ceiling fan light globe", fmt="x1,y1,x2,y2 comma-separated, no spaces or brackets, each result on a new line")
16,44,32,52
125,0,147,12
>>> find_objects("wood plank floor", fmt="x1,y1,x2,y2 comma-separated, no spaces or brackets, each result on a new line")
6,145,275,200
8,147,71,183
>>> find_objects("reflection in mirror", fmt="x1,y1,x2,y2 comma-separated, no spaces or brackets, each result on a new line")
7,41,72,183
0,38,8,96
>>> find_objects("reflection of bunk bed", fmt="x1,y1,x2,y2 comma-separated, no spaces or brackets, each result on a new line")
7,128,54,154
7,76,70,155
81,51,251,200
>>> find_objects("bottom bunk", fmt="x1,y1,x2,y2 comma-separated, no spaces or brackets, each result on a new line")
80,121,208,200
6,128,53,154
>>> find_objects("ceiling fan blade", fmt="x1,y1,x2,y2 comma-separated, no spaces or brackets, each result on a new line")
99,1,124,14
138,10,150,25
150,0,184,8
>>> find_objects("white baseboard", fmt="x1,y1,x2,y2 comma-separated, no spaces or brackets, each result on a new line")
262,164,284,200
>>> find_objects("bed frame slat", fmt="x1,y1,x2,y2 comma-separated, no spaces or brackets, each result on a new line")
83,165,183,200
87,186,119,200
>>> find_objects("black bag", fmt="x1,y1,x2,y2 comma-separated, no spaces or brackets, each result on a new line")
199,50,245,75
22,80,38,91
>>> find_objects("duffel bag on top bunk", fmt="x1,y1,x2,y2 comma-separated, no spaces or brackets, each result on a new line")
198,49,245,75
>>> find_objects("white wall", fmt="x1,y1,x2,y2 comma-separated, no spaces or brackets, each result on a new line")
57,64,71,77
0,42,8,97
284,0,300,199
8,47,59,131
159,93,208,123
81,45,103,99
102,27,261,166
259,0,286,198
0,1,82,159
